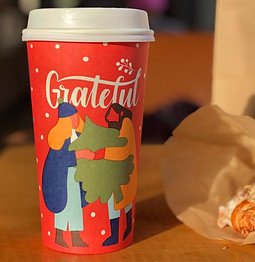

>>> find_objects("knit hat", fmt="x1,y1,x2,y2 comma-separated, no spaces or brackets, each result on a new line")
58,98,77,118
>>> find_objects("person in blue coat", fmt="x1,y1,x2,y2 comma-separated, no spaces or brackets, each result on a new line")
42,100,93,248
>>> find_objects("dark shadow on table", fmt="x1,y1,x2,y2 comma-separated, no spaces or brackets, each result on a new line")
133,193,180,244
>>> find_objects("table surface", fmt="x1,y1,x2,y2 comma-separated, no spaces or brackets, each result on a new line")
1,144,255,261
2,33,254,261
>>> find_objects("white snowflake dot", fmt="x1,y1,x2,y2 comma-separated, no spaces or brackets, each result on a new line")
48,231,51,236
35,68,39,73
36,158,38,163
40,135,44,140
55,44,60,49
30,44,33,48
83,56,89,62
41,213,43,218
39,185,41,191
101,230,106,236
136,43,140,48
31,87,33,92
45,113,50,118
121,58,124,63
103,42,108,46
91,212,96,218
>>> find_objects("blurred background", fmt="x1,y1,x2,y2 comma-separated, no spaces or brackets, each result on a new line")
0,0,216,147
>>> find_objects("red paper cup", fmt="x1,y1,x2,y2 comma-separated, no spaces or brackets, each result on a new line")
23,8,154,254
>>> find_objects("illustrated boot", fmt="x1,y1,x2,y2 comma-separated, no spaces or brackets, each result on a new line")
72,231,89,247
102,217,119,246
55,228,68,248
123,209,132,240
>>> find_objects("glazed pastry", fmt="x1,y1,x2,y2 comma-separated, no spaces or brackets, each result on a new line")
217,184,255,237
231,200,255,237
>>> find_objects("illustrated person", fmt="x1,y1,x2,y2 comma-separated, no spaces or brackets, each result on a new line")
64,102,135,247
102,103,137,246
42,99,93,248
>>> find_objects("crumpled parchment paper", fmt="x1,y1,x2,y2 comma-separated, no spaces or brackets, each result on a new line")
161,105,255,244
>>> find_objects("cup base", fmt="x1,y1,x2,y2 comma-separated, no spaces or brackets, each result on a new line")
43,239,133,255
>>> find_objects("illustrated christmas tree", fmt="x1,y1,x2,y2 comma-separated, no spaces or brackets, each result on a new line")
69,117,134,204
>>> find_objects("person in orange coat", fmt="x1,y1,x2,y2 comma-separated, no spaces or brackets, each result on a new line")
102,103,137,246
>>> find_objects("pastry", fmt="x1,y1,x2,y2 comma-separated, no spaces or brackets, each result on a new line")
231,200,255,237
217,184,255,237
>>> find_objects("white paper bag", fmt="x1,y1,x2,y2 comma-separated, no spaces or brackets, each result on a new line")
212,0,255,117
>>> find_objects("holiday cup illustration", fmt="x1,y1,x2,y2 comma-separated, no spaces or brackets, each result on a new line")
23,8,154,254
42,100,89,248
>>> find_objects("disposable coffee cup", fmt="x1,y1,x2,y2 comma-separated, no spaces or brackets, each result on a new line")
23,8,154,254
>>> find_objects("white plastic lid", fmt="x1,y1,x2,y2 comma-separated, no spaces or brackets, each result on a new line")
22,8,155,42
